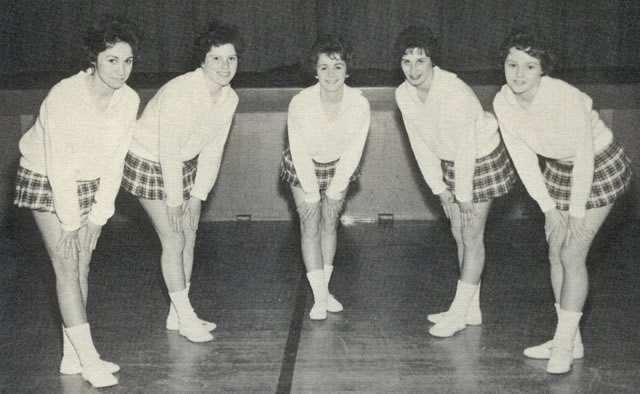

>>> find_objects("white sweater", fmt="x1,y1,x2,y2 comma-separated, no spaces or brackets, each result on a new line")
288,83,371,202
19,70,139,230
395,67,500,202
130,68,238,207
493,76,612,217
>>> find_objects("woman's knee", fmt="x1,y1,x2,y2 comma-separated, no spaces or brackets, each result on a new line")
450,224,462,243
461,226,484,249
300,220,321,238
157,229,186,251
560,245,588,269
50,254,80,279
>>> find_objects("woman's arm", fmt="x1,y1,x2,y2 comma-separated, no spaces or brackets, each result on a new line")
288,100,321,203
567,93,595,219
190,104,236,202
42,92,83,231
325,99,371,201
157,88,188,208
88,95,140,227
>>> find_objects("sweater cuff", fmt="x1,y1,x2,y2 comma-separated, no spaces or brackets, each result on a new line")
539,198,558,213
61,221,82,232
166,197,183,208
190,191,207,201
431,184,447,197
88,211,108,226
568,205,586,218
304,192,321,204
325,189,344,201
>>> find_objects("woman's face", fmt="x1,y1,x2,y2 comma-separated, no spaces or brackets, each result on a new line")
400,48,433,88
504,47,543,100
315,52,347,93
93,41,134,90
201,43,238,88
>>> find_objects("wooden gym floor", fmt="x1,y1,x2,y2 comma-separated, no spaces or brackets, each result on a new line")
0,206,639,393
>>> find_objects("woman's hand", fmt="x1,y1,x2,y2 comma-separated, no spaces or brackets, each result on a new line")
544,209,567,246
82,221,103,252
183,197,202,231
323,196,345,220
439,191,455,220
57,229,80,261
167,204,183,233
457,200,479,230
297,200,320,224
566,215,593,248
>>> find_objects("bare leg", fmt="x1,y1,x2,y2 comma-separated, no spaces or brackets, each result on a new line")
32,211,86,326
290,185,323,273
182,225,197,284
558,204,613,312
458,201,492,285
138,198,186,293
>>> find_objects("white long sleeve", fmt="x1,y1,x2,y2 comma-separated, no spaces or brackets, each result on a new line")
395,68,499,202
493,77,608,217
287,84,370,203
130,68,238,206
19,71,139,230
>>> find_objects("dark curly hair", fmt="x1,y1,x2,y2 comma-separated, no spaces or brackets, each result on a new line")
84,14,140,66
194,21,245,65
307,34,354,75
393,26,440,65
499,25,556,75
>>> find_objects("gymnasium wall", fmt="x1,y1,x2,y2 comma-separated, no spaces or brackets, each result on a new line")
1,83,638,224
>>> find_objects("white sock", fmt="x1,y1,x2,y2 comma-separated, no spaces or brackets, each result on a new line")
469,280,481,311
306,270,327,304
323,265,334,295
448,280,478,318
64,323,101,367
555,303,582,344
169,287,198,323
554,308,583,349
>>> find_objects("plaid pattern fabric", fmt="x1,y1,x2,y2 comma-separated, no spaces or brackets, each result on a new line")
121,151,198,201
280,147,360,191
14,166,99,216
544,140,632,211
441,141,517,203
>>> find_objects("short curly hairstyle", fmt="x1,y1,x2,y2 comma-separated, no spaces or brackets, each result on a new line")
84,14,140,65
500,25,556,75
194,21,245,65
393,26,440,65
307,34,354,75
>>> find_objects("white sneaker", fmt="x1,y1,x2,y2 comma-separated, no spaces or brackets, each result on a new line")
546,345,574,374
327,294,343,313
309,300,328,320
428,315,466,338
166,307,217,332
523,339,584,359
81,363,118,388
60,356,120,375
427,309,482,326
178,318,214,343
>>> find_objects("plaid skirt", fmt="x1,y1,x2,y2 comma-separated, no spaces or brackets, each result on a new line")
544,140,632,211
441,141,517,203
14,166,99,216
280,147,360,191
121,151,197,201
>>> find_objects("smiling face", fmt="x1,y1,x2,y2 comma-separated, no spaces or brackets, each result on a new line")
400,47,433,89
93,41,134,91
201,43,238,88
504,47,543,102
315,52,347,93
